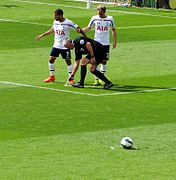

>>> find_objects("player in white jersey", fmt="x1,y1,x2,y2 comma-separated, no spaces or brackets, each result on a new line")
35,9,85,84
83,4,116,86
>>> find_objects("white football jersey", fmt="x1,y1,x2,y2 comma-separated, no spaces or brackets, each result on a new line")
88,15,115,45
52,18,78,49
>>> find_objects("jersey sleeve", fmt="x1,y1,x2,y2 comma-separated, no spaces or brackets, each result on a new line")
75,49,82,61
110,16,115,28
74,37,87,48
74,37,87,60
88,16,95,28
68,20,79,29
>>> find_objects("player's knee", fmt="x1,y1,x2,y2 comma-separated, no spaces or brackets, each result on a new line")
49,57,56,63
81,58,89,66
81,61,87,66
102,60,107,65
90,65,96,73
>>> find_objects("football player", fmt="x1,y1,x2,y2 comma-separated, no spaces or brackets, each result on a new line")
35,9,85,84
64,36,113,90
83,4,116,86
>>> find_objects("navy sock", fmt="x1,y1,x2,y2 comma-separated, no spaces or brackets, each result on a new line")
80,65,87,85
92,69,111,84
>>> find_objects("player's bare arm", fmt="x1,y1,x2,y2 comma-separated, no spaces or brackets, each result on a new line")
76,27,87,37
35,28,54,40
82,27,91,33
112,27,117,49
70,60,80,77
86,42,96,64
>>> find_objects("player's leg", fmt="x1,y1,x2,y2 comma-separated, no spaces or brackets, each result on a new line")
99,60,107,85
65,59,72,77
62,49,74,85
65,59,75,85
90,64,113,90
68,60,80,83
91,49,113,89
93,65,101,86
93,45,109,86
99,45,109,85
44,47,59,83
44,56,56,83
90,63,112,87
72,58,89,88
93,61,107,86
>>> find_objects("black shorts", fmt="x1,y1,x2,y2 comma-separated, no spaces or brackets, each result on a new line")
50,47,71,59
86,45,109,64
102,45,110,60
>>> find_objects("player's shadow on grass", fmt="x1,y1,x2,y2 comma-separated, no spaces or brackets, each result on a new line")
53,82,175,93
0,5,18,8
86,83,176,92
123,147,139,150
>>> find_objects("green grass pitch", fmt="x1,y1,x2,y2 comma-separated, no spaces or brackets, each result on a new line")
0,0,176,179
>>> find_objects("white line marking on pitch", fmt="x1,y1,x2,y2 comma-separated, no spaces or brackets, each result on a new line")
1,18,176,30
10,0,86,9
0,81,175,97
10,0,176,19
96,87,176,96
0,81,98,96
0,18,51,27
118,24,176,29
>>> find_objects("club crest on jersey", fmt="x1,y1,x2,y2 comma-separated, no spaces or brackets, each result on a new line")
80,39,85,45
97,26,108,31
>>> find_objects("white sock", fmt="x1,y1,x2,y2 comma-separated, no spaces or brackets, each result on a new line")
100,64,107,75
49,62,55,76
67,64,72,76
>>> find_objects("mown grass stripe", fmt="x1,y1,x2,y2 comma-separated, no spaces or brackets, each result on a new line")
1,18,176,29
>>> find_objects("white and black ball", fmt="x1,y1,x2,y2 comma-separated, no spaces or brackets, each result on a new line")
120,137,133,149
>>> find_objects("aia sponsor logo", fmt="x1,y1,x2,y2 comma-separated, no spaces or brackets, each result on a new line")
55,30,65,35
97,26,108,31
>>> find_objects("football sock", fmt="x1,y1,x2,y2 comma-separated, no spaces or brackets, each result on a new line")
100,64,107,75
94,66,99,80
49,62,55,76
80,65,87,85
92,69,111,84
67,64,72,76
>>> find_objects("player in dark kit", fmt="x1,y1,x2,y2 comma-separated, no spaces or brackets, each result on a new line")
64,36,113,90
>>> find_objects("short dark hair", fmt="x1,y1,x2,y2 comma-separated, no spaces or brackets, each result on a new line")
54,9,63,15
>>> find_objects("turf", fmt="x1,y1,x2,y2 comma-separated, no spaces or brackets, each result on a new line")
0,0,176,179
0,123,176,179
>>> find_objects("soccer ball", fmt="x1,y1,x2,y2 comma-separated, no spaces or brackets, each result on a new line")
120,137,133,149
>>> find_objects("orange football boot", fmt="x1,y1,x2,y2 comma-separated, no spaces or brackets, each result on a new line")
44,76,55,83
69,79,75,85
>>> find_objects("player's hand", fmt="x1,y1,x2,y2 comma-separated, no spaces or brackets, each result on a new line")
35,35,43,40
76,28,81,33
90,57,96,64
113,43,116,49
68,74,74,81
